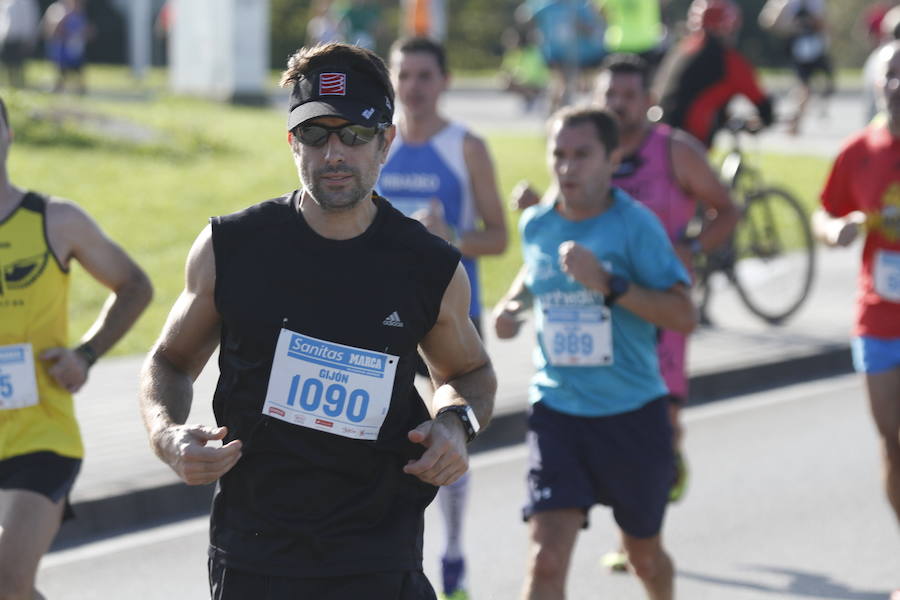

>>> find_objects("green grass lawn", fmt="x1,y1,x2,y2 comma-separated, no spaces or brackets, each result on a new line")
3,75,831,357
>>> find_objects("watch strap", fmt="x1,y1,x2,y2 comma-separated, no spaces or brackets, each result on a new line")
74,342,98,368
436,405,479,443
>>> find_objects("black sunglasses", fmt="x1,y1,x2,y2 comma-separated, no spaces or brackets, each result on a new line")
294,122,387,147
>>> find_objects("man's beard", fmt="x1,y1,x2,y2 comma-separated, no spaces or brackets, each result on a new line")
307,167,369,212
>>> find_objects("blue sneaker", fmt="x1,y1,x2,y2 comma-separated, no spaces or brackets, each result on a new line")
439,557,469,599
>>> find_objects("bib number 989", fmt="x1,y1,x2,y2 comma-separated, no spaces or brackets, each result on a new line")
286,375,369,423
553,332,594,357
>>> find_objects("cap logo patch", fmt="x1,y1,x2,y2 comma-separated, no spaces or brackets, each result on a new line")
319,73,346,96
361,107,375,119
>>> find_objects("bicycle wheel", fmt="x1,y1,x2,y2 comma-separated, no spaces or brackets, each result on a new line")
730,187,816,325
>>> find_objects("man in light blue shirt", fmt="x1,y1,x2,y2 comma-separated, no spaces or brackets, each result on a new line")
493,106,694,600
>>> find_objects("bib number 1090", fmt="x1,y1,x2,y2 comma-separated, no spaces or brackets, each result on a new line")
286,375,369,423
553,331,594,357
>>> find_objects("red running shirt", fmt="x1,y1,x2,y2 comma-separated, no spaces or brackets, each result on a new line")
821,124,900,337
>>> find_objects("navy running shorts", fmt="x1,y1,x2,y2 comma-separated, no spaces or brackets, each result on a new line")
523,398,675,539
0,451,81,519
209,557,437,600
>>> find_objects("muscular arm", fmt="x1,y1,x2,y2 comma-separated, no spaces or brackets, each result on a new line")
458,133,507,257
139,225,241,485
670,130,739,264
41,199,153,392
559,241,696,334
403,264,497,486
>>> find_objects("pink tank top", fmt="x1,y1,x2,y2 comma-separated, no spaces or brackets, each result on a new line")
612,124,695,243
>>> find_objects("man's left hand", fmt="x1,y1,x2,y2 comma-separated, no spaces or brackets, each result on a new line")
559,241,607,293
403,415,468,486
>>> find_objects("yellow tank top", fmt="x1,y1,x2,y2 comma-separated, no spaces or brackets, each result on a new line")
0,192,81,460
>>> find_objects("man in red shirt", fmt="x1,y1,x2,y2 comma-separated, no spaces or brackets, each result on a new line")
814,40,900,600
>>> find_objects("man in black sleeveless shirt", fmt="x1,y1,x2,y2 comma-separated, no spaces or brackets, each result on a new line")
139,43,496,600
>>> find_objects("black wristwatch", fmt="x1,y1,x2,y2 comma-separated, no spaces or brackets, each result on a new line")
436,404,481,443
74,343,99,368
604,274,631,307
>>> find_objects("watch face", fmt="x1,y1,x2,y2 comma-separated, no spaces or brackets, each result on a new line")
610,275,628,295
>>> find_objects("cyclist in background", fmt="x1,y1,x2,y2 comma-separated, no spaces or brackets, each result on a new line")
654,0,775,149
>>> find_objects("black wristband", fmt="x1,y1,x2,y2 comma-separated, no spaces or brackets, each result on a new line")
436,404,480,443
74,343,98,368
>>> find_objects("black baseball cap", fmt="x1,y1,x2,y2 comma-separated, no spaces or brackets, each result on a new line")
287,65,394,131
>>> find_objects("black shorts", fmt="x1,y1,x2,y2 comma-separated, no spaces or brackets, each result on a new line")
523,398,674,539
0,39,29,67
0,451,81,519
793,55,833,84
209,557,437,600
415,316,482,377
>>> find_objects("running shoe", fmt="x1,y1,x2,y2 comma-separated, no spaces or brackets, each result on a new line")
439,557,469,599
669,451,689,503
600,550,629,573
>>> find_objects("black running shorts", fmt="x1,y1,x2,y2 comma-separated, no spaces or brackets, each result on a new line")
209,557,437,600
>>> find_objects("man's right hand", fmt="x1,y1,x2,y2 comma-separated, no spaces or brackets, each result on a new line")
510,180,541,211
151,424,242,485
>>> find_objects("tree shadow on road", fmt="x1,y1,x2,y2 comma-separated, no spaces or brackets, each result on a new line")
678,565,888,599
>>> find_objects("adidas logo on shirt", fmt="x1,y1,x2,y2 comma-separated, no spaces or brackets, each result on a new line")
382,311,404,327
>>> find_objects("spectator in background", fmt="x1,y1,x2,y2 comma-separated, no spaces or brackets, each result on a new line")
655,0,774,149
401,0,447,42
499,25,549,112
595,0,669,74
517,0,606,114
863,4,900,122
306,0,345,46
41,0,89,94
783,0,835,135
336,0,381,50
0,0,38,89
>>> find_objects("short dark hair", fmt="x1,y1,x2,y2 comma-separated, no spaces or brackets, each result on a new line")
390,36,449,75
279,42,394,109
599,53,651,90
549,106,619,155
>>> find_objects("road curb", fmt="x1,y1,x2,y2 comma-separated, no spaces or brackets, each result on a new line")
53,344,853,549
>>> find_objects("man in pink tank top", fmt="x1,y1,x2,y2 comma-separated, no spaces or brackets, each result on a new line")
512,54,737,554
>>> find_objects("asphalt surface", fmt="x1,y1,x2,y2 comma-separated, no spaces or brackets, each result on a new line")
39,374,898,599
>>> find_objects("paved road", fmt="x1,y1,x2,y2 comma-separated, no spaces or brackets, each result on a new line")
443,81,864,158
39,374,898,599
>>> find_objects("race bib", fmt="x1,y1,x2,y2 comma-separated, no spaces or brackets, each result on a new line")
262,329,398,440
543,305,613,366
0,343,39,410
874,249,900,302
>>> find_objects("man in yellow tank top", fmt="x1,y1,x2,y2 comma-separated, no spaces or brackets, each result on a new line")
0,96,152,599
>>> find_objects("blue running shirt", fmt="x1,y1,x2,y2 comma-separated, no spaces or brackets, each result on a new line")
378,123,481,317
521,188,690,417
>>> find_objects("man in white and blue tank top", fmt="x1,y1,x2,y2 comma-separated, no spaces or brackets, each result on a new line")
377,37,507,600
